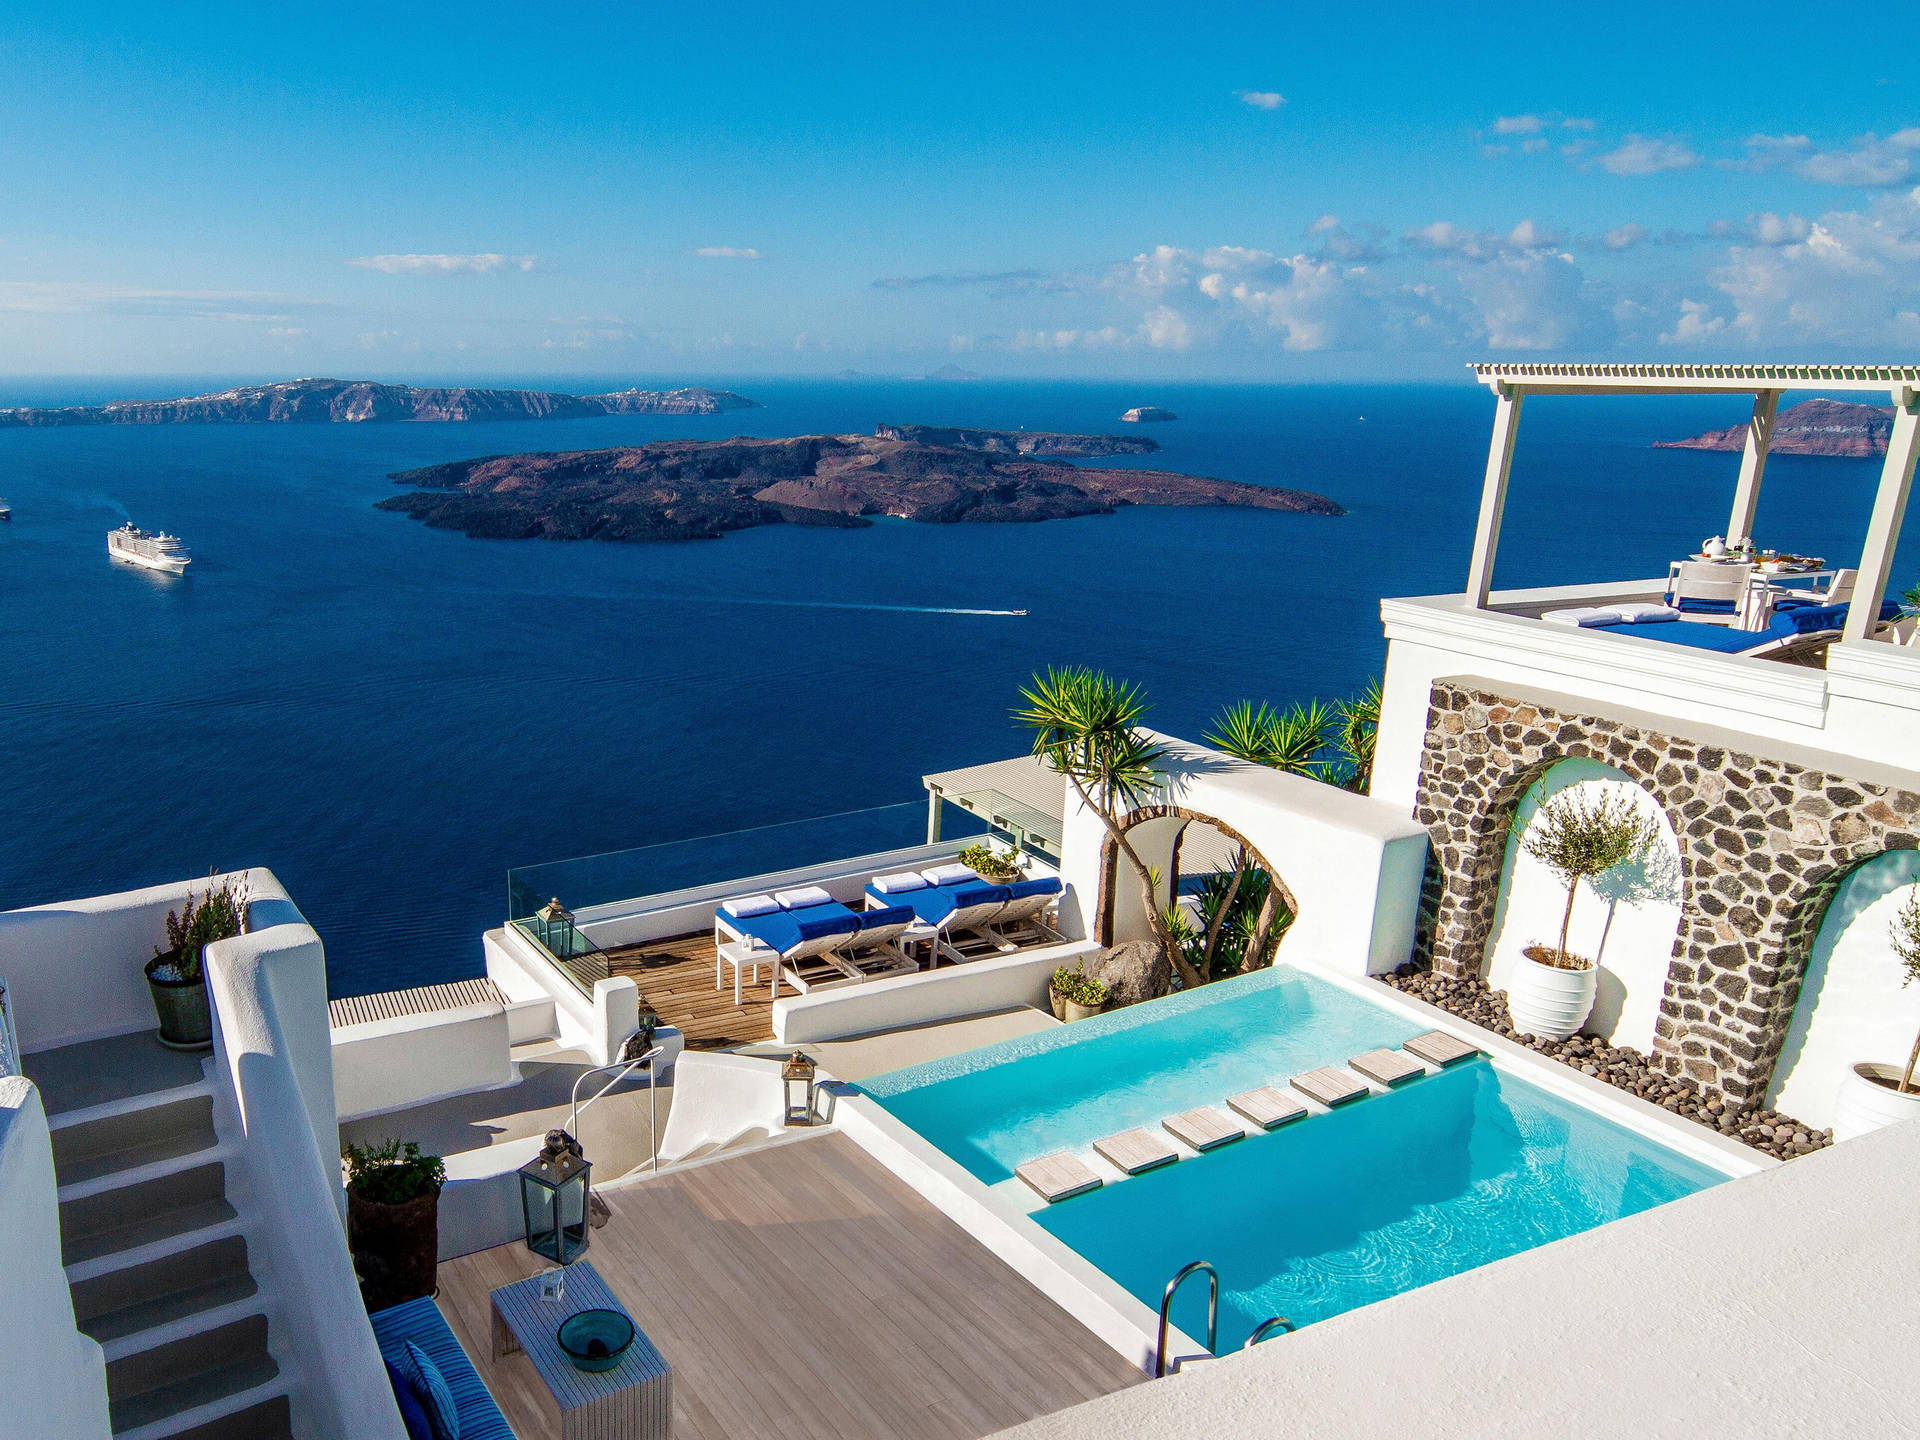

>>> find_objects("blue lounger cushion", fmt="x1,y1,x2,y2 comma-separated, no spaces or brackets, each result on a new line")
886,882,1009,923
858,904,916,931
730,902,859,953
385,1360,434,1440
369,1297,514,1440
1589,600,1898,653
1005,876,1062,900
1673,597,1737,615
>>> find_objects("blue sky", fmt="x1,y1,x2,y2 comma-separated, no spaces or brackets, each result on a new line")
2,1,1916,379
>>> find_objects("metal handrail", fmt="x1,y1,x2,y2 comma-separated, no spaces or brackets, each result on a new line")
1156,1259,1218,1378
1244,1316,1296,1348
0,978,19,1079
568,1045,663,1176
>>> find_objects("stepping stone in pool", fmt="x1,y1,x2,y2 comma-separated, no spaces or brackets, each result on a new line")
1016,1152,1103,1203
1162,1107,1246,1153
1227,1086,1308,1131
1290,1067,1369,1108
1092,1128,1180,1176
1349,1048,1427,1087
1403,1029,1482,1068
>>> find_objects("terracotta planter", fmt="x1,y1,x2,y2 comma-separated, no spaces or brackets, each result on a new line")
348,1187,440,1313
1063,999,1101,1022
1833,1061,1920,1141
1507,947,1597,1041
144,950,213,1052
1048,988,1068,1021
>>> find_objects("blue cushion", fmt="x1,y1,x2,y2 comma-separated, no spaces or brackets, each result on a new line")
794,913,859,943
949,884,1010,910
369,1297,514,1440
1005,876,1062,900
385,1360,435,1440
397,1341,459,1440
730,901,857,953
1673,597,1736,614
858,904,915,930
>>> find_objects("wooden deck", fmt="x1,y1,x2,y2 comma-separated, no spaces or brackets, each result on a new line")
435,1131,1141,1440
599,932,777,1051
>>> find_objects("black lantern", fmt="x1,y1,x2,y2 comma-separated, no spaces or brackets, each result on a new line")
781,1051,817,1127
519,1129,591,1263
631,1001,659,1058
535,897,578,960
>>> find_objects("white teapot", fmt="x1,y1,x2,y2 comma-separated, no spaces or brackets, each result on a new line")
1704,535,1727,558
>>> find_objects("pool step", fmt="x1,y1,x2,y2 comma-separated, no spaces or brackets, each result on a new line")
1093,1128,1180,1176
1404,1029,1482,1067
1289,1067,1370,1107
1348,1049,1426,1088
1227,1087,1308,1131
1162,1107,1245,1153
1016,1152,1103,1204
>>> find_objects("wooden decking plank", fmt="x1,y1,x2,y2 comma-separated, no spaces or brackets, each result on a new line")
1162,1107,1246,1152
1349,1048,1427,1086
1016,1151,1103,1203
1404,1029,1483,1067
1091,1128,1179,1175
1290,1066,1370,1107
1227,1086,1308,1130
599,931,777,1051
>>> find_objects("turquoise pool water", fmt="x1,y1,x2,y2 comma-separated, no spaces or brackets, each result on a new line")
861,967,1728,1344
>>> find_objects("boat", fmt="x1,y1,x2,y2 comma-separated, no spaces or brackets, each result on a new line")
107,522,191,574
0,498,10,521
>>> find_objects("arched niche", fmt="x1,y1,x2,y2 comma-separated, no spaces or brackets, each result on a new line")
1767,849,1920,1130
1097,806,1297,968
1482,757,1683,1051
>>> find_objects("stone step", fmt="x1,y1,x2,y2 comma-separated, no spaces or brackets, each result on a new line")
1162,1107,1246,1152
106,1313,279,1436
1404,1029,1483,1067
1226,1086,1308,1130
23,1031,207,1122
60,1160,236,1270
52,1093,220,1190
1290,1067,1369,1108
71,1235,257,1347
145,1393,292,1440
1092,1128,1179,1175
1348,1048,1427,1087
1015,1151,1103,1204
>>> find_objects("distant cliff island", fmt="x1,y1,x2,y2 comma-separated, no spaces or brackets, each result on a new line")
0,377,760,428
1121,406,1177,423
1655,399,1891,458
874,423,1159,458
378,428,1343,542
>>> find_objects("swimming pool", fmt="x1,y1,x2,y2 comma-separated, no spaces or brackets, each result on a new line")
859,966,1730,1347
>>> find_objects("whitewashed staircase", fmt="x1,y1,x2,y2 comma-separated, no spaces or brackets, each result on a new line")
31,1034,292,1440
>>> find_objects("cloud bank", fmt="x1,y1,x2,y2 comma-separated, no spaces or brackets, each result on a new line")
348,253,536,274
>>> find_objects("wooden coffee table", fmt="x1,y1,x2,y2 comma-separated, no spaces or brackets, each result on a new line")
490,1259,672,1439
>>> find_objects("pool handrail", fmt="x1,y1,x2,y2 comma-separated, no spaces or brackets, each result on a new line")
1157,1259,1218,1377
1243,1315,1296,1348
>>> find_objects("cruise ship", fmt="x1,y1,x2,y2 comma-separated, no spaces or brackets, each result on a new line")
107,523,190,574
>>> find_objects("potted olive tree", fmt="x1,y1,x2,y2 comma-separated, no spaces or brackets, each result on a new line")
1833,887,1920,1139
1509,791,1657,1040
344,1139,446,1312
145,876,250,1051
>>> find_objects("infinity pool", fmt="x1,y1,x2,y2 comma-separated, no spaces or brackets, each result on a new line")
860,966,1728,1344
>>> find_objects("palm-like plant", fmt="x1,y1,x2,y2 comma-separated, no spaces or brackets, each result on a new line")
1206,699,1335,778
1334,682,1381,792
1014,667,1199,989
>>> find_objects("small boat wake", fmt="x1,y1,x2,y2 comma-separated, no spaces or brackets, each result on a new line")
657,594,1027,617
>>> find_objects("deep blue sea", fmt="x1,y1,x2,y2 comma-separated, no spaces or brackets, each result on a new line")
2,378,1911,997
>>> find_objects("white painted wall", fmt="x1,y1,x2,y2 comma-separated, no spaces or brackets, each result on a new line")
331,1000,514,1122
1057,732,1431,977
1482,760,1683,1051
653,1052,784,1165
0,1076,111,1440
1769,852,1920,1130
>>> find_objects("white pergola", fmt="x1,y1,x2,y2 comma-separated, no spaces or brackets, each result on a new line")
1464,362,1920,644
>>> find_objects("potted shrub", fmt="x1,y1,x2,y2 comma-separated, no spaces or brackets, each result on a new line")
1049,961,1108,1022
344,1139,446,1313
1509,791,1656,1040
957,840,1023,882
145,876,250,1052
1834,888,1920,1139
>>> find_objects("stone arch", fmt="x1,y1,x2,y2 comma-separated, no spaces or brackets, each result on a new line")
1094,805,1299,961
1411,680,1920,1108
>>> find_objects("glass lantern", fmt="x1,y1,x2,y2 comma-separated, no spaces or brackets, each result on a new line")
781,1051,817,1127
519,1129,592,1264
535,897,578,960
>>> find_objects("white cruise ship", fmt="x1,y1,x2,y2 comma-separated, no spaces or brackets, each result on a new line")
106,522,190,574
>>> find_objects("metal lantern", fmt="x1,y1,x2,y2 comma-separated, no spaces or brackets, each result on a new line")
633,1001,659,1056
535,897,577,960
781,1051,817,1127
519,1129,592,1264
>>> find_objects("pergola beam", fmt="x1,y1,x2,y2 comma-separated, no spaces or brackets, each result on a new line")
1726,390,1780,548
1465,386,1523,607
1843,390,1920,644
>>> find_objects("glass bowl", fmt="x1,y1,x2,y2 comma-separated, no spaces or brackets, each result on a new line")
556,1308,636,1373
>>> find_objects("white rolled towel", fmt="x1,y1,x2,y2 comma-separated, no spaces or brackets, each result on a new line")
720,893,780,919
774,885,835,910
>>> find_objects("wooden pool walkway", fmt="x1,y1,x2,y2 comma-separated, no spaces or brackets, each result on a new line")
434,1131,1141,1440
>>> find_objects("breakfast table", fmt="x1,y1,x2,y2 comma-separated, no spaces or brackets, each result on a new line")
1668,550,1832,630
490,1259,673,1440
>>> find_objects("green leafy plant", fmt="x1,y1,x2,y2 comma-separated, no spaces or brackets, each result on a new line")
1049,961,1108,1008
957,840,1022,881
1890,889,1920,1095
153,876,251,983
342,1138,446,1206
1520,791,1659,970
1163,851,1294,983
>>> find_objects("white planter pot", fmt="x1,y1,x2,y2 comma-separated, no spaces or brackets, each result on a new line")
1506,951,1597,1040
1833,1061,1920,1141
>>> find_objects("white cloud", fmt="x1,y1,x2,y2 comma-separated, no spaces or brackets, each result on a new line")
0,281,310,321
1562,117,1596,132
1595,136,1700,176
1602,223,1649,251
688,246,763,259
1749,211,1812,245
1237,91,1285,110
1660,298,1727,344
1707,187,1920,345
1493,114,1544,135
1505,219,1562,248
348,253,535,274
1797,128,1920,187
267,326,307,338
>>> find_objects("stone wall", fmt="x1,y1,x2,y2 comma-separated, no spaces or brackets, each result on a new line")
1412,681,1920,1107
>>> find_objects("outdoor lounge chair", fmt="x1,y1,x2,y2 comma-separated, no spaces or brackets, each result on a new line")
888,882,1012,964
802,905,921,988
1587,598,1900,656
1664,560,1750,623
714,899,860,1002
977,876,1065,946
